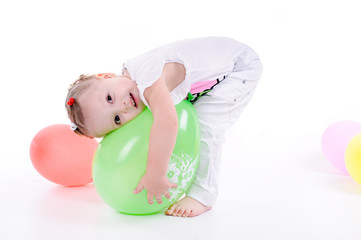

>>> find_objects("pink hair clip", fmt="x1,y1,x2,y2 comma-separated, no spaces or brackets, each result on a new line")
67,97,75,106
96,73,116,79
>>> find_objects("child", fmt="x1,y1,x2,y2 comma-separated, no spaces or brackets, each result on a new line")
65,37,262,217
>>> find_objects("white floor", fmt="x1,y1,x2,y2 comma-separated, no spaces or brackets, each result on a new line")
2,132,361,240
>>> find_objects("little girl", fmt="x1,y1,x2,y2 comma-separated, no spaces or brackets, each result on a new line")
65,37,262,217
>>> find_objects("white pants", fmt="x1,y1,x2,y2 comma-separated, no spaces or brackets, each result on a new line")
186,48,263,206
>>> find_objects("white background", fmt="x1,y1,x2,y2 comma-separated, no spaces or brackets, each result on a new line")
1,0,361,239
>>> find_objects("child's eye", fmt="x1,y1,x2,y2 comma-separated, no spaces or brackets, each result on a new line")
114,115,121,125
107,94,113,103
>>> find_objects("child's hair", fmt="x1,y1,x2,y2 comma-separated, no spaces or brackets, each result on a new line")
65,74,97,137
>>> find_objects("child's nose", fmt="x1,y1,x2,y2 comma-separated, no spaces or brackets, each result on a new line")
120,99,130,112
119,95,133,112
121,101,127,112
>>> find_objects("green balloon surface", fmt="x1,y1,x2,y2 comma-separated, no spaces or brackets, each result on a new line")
92,100,200,215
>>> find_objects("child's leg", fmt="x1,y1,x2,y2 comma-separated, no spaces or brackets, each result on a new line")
188,72,261,206
166,50,262,217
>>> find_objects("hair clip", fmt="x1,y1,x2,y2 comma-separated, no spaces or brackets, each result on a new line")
70,122,78,131
67,97,75,106
96,73,116,79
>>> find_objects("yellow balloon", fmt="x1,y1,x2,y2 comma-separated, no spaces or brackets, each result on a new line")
345,132,361,184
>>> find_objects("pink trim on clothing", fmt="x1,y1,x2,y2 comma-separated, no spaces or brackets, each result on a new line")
190,80,218,94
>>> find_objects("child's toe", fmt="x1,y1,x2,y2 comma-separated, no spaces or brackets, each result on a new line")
176,209,185,217
165,204,177,215
182,209,192,217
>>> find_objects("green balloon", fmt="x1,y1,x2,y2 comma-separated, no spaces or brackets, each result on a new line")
92,100,200,215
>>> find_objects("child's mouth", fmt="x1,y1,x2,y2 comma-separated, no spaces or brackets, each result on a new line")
130,93,137,108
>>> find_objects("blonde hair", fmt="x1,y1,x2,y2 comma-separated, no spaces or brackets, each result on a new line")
65,74,97,137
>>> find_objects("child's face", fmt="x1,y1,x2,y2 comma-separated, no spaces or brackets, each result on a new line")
78,76,145,138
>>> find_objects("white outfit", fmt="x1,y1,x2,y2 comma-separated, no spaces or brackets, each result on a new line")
124,37,263,206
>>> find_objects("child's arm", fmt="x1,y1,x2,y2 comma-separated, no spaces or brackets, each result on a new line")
134,63,185,205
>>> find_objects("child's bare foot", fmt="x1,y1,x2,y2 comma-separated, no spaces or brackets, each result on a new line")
165,196,212,217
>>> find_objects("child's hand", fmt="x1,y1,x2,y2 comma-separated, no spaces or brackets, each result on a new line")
134,174,177,204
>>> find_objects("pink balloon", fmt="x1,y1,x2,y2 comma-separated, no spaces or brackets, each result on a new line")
321,120,361,173
30,124,99,186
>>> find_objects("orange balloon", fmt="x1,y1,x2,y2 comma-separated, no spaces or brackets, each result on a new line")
30,124,98,186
